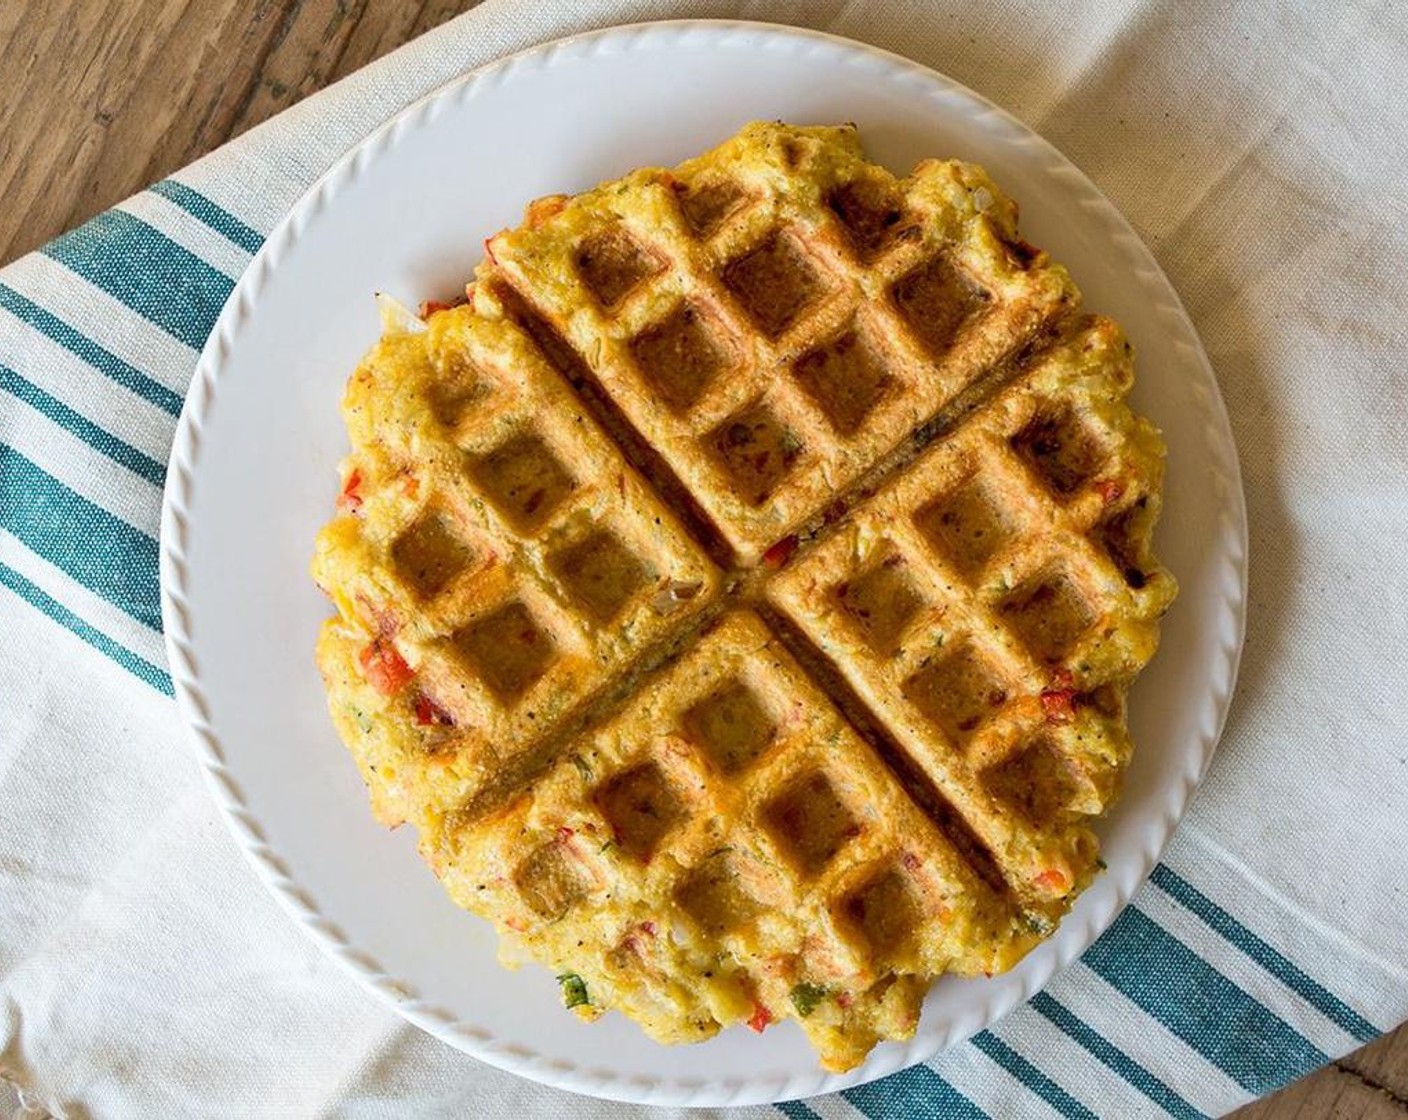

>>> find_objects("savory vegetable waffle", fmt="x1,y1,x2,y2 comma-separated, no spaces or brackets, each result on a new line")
312,122,1175,1071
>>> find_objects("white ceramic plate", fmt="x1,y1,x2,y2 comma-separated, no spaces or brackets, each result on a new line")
159,20,1247,1107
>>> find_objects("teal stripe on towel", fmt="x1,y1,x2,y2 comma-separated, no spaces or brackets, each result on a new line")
774,1102,823,1120
0,282,184,415
149,180,265,254
0,364,165,486
844,1063,991,1119
0,443,160,632
1031,992,1206,1119
43,209,233,350
1082,905,1328,1095
971,1031,1097,1120
0,559,170,695
1152,864,1379,1044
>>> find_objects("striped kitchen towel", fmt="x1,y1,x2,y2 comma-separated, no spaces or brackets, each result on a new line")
3,1,1406,1117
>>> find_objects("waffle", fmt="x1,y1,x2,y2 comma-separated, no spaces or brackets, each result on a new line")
478,123,1076,566
313,302,720,829
312,121,1175,1072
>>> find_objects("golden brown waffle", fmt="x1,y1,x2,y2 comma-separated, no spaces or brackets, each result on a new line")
312,122,1175,1072
768,316,1173,925
313,305,720,829
478,122,1076,565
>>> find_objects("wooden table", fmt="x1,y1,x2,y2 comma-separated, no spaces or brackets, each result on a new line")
2,2,1403,1116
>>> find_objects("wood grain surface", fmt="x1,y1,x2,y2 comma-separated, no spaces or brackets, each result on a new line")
0,2,1402,1116
0,0,480,263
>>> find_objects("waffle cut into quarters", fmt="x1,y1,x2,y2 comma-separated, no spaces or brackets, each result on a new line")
312,121,1177,1072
